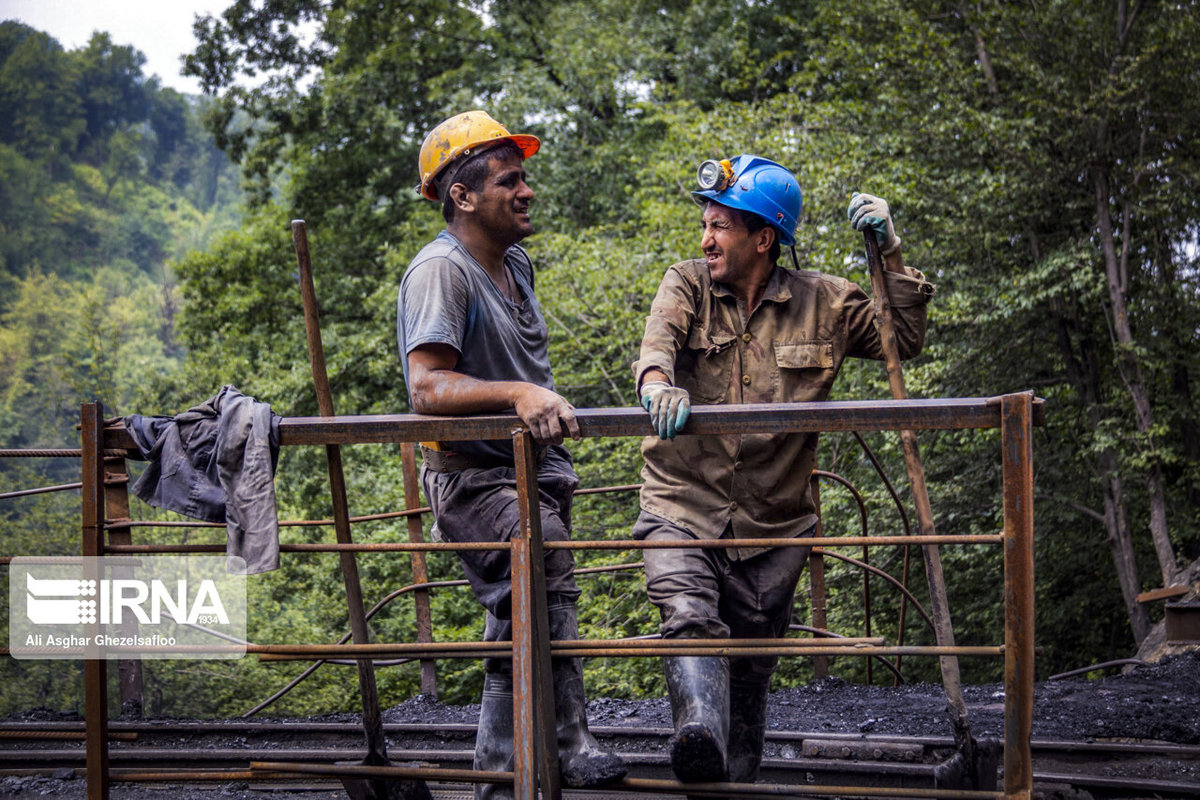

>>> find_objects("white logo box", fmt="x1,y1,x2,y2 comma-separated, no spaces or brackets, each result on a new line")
10,556,247,660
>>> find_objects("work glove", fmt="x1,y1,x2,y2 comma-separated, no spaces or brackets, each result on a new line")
848,192,901,256
640,381,690,439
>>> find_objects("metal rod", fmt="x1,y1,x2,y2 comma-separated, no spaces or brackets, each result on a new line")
542,536,1004,548
0,482,83,499
274,397,1043,447
251,761,1003,799
90,398,1041,455
110,508,432,528
104,540,511,553
291,219,389,766
252,761,509,785
862,231,974,756
99,534,1003,556
252,643,1001,662
814,549,936,632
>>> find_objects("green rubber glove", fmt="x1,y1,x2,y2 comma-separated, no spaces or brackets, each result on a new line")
640,381,691,439
848,192,901,255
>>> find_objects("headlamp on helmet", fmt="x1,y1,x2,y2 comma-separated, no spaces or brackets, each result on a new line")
696,159,735,193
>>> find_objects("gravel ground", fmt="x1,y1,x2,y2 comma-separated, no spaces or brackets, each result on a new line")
3,651,1198,798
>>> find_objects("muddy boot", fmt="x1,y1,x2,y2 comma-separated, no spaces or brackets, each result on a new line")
664,655,729,783
548,599,628,788
727,678,769,783
473,673,514,800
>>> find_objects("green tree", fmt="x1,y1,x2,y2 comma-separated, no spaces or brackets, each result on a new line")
136,0,1200,708
0,21,83,168
789,0,1200,652
72,32,152,166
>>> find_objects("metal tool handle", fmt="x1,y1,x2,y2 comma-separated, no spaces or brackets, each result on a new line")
292,219,387,757
862,230,975,755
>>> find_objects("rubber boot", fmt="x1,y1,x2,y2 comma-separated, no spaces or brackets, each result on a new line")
664,655,729,783
473,673,514,800
548,599,628,788
727,678,769,783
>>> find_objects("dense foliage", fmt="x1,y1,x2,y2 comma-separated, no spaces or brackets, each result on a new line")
0,20,244,713
2,1,1198,720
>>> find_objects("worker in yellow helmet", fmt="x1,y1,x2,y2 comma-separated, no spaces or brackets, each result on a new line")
398,111,627,799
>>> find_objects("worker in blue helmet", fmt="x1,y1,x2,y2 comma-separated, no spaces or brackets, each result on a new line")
631,154,936,787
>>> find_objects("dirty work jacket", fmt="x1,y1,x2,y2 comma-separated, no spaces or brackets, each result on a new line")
125,385,281,574
632,259,935,560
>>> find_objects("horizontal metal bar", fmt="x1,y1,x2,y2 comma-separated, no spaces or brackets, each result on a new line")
0,449,122,458
252,641,1001,661
96,397,1044,453
619,775,1002,799
251,760,508,785
112,507,432,529
275,398,1042,447
251,761,1002,799
545,535,1004,549
0,730,137,741
0,482,82,500
108,769,317,782
100,534,999,556
104,541,511,554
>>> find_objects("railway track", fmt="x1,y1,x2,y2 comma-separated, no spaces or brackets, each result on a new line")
1,720,1197,798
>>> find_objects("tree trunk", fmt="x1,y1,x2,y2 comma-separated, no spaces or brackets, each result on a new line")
1054,314,1151,643
1099,455,1151,643
1093,165,1178,588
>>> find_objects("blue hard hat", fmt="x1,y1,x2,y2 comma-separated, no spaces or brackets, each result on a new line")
692,154,802,247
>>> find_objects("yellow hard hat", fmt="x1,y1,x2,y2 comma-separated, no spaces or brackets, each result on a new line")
417,110,540,201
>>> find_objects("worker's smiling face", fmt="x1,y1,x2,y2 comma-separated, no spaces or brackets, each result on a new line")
473,153,535,244
700,202,768,286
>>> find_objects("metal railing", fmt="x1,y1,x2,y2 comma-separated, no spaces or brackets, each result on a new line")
72,394,1040,800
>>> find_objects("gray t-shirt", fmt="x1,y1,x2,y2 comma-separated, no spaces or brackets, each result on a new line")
398,230,556,460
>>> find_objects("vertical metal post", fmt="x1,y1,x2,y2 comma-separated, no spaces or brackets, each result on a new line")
1001,392,1035,800
510,431,560,800
80,403,109,800
400,442,437,697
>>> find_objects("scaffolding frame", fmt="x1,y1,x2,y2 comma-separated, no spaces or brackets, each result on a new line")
77,394,1040,799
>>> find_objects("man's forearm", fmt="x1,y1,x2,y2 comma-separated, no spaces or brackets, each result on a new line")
409,369,524,416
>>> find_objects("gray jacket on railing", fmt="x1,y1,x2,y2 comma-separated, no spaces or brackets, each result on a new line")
124,385,281,574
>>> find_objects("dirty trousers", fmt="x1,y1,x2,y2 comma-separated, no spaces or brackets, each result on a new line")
422,451,581,674
635,510,813,683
